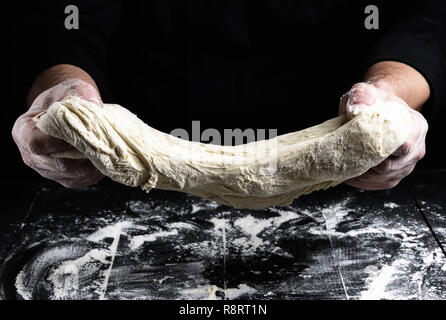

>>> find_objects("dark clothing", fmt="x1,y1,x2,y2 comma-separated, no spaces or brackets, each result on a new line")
11,0,446,135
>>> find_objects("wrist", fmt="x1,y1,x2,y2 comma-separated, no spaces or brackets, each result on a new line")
363,61,430,111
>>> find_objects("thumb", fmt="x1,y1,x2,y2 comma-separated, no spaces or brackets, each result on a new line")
341,82,377,118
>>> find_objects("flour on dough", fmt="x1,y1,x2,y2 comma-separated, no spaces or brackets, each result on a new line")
34,96,411,209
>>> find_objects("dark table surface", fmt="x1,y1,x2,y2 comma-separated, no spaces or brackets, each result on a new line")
0,170,445,300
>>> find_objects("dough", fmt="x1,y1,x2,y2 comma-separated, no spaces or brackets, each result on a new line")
34,96,411,209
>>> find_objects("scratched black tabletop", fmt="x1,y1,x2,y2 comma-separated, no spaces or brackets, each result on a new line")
0,170,445,300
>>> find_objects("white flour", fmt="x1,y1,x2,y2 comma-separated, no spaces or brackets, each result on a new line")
15,269,33,300
48,248,111,300
321,198,352,231
384,202,400,209
179,283,256,300
86,221,139,242
13,194,446,301
233,210,298,250
131,230,179,251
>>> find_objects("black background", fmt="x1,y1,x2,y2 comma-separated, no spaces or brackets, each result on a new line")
1,1,445,185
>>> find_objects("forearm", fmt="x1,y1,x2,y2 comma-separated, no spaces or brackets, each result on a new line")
27,64,99,106
363,61,430,111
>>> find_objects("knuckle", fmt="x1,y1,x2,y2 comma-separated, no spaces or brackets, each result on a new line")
55,159,78,172
351,82,368,91
57,159,94,175
398,142,411,156
349,82,370,97
54,159,68,172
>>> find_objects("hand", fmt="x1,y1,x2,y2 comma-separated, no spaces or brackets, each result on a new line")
12,79,104,187
339,82,428,190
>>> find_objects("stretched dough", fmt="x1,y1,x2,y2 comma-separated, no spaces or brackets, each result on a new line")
34,96,411,209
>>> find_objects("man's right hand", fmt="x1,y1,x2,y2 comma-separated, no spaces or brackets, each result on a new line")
12,78,104,187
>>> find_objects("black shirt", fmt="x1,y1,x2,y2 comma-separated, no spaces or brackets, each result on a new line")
10,0,446,136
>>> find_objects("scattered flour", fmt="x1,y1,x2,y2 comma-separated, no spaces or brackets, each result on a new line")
209,217,228,233
384,202,400,209
15,269,33,300
167,222,199,230
233,210,298,250
179,284,256,300
191,201,219,213
48,248,111,299
360,260,403,300
321,198,352,231
360,248,446,300
153,276,174,284
86,221,141,242
131,230,179,251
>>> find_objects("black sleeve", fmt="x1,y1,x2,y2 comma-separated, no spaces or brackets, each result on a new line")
10,0,122,107
366,0,446,120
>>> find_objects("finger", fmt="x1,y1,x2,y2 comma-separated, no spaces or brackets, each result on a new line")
12,114,73,155
392,142,412,157
375,112,427,172
42,159,102,179
372,157,402,174
346,169,384,186
36,163,103,182
56,173,104,188
345,173,401,190
376,143,425,175
360,164,412,183
33,156,100,178
347,83,377,107
346,163,415,190
392,117,417,157
344,177,382,190
344,177,398,190
25,153,104,183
